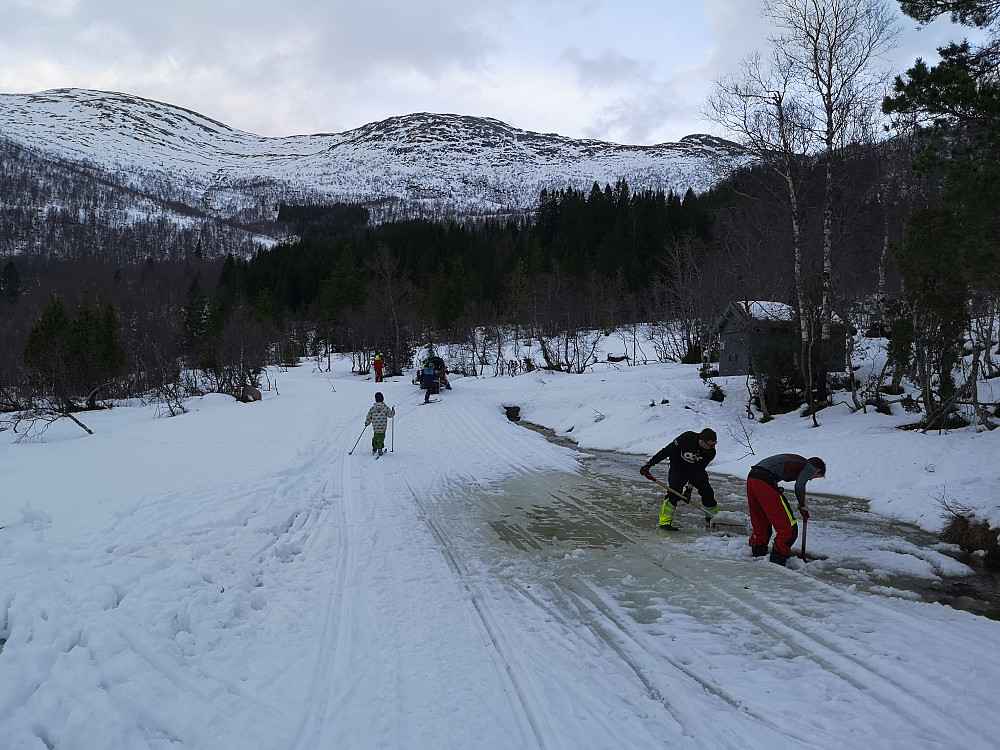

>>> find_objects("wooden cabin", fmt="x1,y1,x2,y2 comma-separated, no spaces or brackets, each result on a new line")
711,301,848,377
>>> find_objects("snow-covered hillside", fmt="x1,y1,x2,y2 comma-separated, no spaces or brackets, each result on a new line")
0,88,745,229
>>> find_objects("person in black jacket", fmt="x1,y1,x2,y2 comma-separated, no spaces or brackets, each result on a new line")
640,428,718,530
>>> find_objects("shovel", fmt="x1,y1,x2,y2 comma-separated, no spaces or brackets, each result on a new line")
642,472,746,534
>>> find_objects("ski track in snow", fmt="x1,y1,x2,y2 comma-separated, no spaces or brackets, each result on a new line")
0,390,348,746
391,388,575,748
276,379,584,748
284,413,356,750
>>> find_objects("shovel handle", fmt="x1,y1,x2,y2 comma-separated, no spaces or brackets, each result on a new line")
643,473,707,513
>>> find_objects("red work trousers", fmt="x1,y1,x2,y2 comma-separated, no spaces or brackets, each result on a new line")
747,477,798,557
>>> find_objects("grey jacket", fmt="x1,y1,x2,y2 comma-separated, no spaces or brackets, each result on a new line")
365,402,395,432
750,454,819,505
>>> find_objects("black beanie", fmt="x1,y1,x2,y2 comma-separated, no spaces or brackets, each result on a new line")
699,428,717,443
375,392,384,402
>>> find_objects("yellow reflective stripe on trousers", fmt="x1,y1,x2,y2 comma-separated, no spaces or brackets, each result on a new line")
780,493,797,526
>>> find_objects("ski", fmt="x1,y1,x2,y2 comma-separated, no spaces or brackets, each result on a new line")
421,398,441,404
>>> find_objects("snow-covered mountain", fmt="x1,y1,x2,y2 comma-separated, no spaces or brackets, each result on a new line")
0,88,745,257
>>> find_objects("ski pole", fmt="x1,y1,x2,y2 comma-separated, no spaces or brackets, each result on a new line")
348,424,369,455
390,406,395,453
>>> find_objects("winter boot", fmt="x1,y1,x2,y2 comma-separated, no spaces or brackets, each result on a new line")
752,544,770,558
658,498,677,529
769,549,790,566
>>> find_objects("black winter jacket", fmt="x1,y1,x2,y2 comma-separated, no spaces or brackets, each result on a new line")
646,431,715,473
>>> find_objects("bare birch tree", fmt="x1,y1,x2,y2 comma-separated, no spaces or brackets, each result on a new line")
705,48,820,418
766,0,899,399
706,0,898,420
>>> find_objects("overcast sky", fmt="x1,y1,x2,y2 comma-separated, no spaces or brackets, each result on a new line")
0,0,979,145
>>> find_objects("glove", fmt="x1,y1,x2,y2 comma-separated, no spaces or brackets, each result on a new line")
640,465,652,479
682,485,693,503
799,504,810,521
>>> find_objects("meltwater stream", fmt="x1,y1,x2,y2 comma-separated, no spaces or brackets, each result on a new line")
497,422,1000,621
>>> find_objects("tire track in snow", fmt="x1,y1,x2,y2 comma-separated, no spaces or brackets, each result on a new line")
401,469,553,750
513,474,969,748
493,484,803,747
558,577,799,747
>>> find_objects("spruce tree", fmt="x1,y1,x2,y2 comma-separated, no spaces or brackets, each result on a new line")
0,260,22,304
23,294,74,408
182,275,208,355
885,1,1000,294
23,293,127,410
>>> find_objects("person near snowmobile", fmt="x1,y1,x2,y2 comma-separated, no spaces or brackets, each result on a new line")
418,366,438,403
746,454,826,565
640,428,719,530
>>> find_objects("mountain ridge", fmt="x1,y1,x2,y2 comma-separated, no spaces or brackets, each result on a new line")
0,88,745,258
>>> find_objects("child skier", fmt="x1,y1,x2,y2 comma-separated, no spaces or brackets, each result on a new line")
365,392,395,456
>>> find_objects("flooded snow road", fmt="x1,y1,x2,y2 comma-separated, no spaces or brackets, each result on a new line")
448,423,1000,621
406,448,1000,748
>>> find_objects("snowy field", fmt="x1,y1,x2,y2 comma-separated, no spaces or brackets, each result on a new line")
1,345,999,749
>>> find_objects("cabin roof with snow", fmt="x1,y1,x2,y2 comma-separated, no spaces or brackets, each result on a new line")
712,301,843,333
711,301,792,339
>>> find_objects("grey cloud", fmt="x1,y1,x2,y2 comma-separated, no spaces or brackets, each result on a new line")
561,48,651,92
585,93,700,145
3,0,508,84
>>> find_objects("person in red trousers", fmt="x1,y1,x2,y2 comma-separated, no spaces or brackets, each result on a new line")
746,454,826,565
